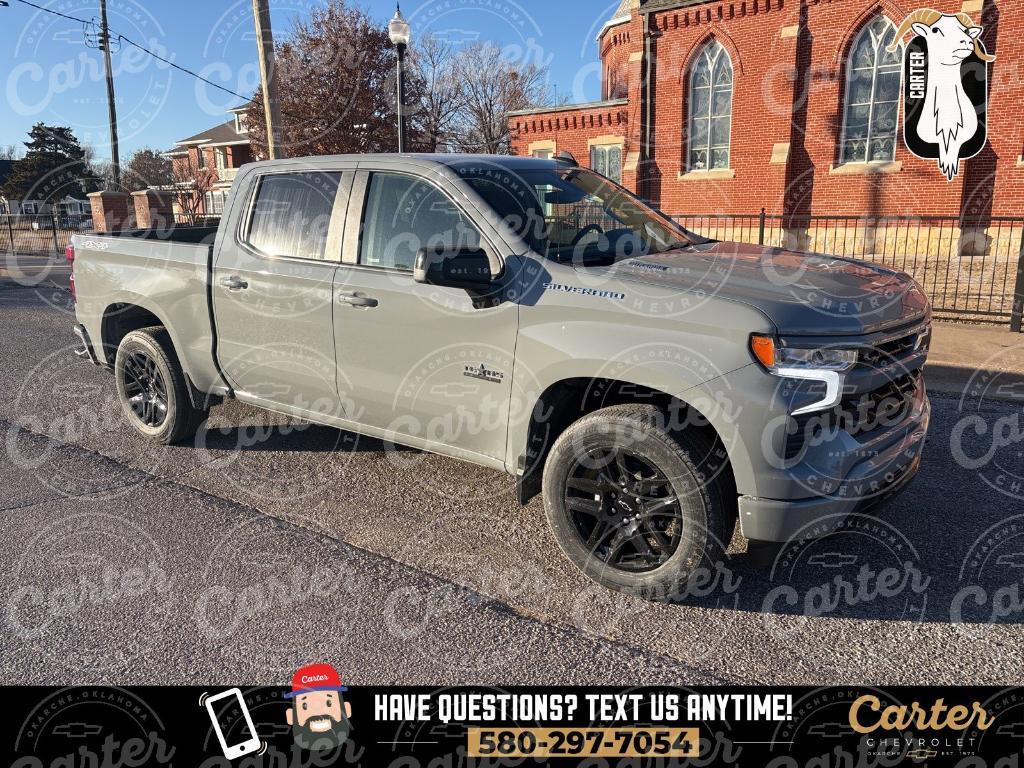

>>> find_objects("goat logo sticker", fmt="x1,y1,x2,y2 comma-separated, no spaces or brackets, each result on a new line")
889,9,994,180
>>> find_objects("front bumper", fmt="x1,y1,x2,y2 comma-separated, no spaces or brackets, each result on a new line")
738,390,930,542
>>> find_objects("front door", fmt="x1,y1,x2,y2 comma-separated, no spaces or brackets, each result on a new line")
213,168,351,417
332,170,519,462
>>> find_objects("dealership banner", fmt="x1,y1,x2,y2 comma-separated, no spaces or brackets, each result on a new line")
4,685,1022,767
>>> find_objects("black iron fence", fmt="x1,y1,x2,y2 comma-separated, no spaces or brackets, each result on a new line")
2,213,93,258
673,211,1024,331
173,213,221,227
5,206,1023,330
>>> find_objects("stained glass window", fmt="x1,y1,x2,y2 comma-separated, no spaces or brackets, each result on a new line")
688,40,733,171
840,16,903,163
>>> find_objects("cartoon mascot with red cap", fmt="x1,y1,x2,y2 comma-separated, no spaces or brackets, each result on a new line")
284,663,352,751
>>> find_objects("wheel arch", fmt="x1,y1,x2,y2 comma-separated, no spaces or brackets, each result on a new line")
513,376,738,507
100,301,164,365
100,300,211,410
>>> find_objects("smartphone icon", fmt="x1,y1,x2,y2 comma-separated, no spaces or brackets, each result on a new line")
204,688,262,759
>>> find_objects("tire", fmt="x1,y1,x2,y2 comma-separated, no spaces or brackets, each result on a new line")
542,403,736,600
114,325,206,444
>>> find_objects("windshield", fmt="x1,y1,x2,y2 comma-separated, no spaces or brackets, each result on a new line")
462,167,702,264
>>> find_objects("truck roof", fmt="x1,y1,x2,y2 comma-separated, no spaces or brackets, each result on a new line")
412,154,567,171
245,153,569,173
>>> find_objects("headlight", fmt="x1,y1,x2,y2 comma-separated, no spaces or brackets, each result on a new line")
750,334,858,415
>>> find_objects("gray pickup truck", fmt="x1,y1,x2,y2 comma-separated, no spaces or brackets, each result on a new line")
71,153,931,597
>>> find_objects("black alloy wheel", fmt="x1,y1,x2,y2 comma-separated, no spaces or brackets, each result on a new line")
564,447,683,572
542,403,736,599
122,350,169,428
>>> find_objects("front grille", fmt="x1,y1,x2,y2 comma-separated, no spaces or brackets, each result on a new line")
784,416,813,460
858,330,925,369
839,371,921,440
783,371,922,459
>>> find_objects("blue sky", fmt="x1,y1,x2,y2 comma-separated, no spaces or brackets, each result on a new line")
0,0,619,161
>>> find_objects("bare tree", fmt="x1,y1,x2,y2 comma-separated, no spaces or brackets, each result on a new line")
82,144,116,190
0,145,21,161
452,43,552,154
245,0,402,158
170,153,216,225
409,34,464,152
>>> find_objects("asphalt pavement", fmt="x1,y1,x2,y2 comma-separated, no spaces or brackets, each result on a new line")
1,272,1022,685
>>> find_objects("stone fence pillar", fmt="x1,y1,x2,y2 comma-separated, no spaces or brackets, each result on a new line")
87,191,135,233
131,189,175,229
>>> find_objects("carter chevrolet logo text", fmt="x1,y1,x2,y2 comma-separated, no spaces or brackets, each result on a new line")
848,695,993,733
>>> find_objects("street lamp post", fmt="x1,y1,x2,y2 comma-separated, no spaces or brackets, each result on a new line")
388,4,411,153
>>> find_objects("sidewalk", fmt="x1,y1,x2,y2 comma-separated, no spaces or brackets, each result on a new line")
0,255,69,295
925,322,1024,399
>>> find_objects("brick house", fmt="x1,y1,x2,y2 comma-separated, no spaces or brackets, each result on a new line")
164,106,255,218
509,0,1021,224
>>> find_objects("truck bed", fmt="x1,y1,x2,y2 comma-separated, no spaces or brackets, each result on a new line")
71,225,226,396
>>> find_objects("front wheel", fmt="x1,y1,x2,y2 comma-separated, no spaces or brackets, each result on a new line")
542,404,736,600
114,326,206,444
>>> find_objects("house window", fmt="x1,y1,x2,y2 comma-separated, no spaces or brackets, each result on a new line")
590,144,623,183
606,65,627,100
22,202,37,214
204,190,230,215
529,141,556,159
215,148,227,171
839,16,902,164
235,114,248,133
196,149,206,169
687,40,733,171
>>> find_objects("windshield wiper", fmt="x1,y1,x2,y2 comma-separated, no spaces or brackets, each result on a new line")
656,240,693,252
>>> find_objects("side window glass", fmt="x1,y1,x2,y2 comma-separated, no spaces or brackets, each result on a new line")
359,173,483,271
244,171,342,260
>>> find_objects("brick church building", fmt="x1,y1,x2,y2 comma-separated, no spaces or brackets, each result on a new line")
509,0,1021,223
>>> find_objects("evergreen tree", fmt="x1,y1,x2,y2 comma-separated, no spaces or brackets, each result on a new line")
1,123,100,202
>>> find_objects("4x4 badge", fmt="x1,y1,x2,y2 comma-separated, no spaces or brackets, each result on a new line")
463,363,504,384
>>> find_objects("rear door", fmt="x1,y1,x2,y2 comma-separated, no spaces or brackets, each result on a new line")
212,166,353,417
331,168,520,463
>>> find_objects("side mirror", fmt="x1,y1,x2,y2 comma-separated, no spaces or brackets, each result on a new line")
413,247,494,290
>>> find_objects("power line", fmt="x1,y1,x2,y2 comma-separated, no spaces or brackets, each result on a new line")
9,0,337,140
11,0,252,103
116,35,251,102
13,0,91,25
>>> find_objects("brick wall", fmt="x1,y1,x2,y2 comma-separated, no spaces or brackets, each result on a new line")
87,191,135,233
510,0,1021,218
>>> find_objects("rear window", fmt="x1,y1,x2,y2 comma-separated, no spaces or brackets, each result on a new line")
243,172,342,260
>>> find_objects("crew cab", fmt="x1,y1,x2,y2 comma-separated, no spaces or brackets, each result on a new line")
70,154,931,597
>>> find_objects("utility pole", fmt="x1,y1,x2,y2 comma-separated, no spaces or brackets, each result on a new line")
99,0,120,188
252,0,283,159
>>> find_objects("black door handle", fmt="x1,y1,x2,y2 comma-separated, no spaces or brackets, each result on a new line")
337,291,378,308
219,275,248,291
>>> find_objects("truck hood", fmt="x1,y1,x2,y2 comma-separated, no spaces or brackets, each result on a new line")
591,241,930,335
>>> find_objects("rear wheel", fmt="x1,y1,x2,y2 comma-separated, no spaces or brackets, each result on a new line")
114,326,206,444
542,404,735,599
